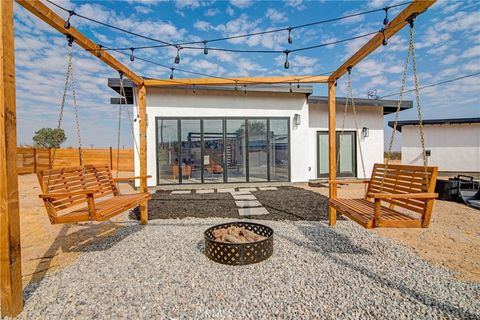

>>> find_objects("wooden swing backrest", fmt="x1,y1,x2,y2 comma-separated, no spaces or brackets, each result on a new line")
37,165,119,214
367,163,438,215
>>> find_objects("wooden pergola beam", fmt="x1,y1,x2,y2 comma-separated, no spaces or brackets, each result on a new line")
15,0,143,85
144,75,329,87
329,0,436,81
1,0,23,317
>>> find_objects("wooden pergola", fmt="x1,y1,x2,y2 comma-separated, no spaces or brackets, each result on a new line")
1,0,435,316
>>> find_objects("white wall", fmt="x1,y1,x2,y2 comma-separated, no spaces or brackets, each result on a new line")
401,123,480,172
308,104,384,179
134,87,310,186
134,88,386,186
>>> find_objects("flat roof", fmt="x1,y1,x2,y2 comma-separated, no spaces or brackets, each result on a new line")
308,96,413,115
108,78,412,115
108,78,313,104
389,117,480,132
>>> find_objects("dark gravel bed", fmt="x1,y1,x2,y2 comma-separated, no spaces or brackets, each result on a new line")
131,186,335,221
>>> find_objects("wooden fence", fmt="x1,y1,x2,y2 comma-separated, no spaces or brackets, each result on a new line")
16,147,134,174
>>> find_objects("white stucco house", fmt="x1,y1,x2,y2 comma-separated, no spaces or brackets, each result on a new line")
109,79,412,187
389,118,480,175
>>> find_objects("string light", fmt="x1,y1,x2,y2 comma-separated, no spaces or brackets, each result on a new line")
289,83,293,93
244,85,247,94
381,29,388,46
174,46,181,64
64,10,75,29
96,44,103,57
297,80,300,88
203,41,208,55
284,50,290,69
67,34,74,47
129,47,135,61
287,27,293,44
383,7,389,25
169,67,174,80
193,84,197,93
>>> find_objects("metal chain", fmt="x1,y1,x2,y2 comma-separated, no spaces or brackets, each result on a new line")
410,24,430,189
121,82,141,157
116,77,123,178
380,21,413,192
46,47,72,189
350,74,367,182
336,81,349,172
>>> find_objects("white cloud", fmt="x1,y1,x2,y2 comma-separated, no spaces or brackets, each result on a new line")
194,20,211,31
134,6,153,14
175,0,201,10
442,54,457,65
284,0,306,10
226,6,235,16
204,8,220,17
229,0,253,9
462,45,480,58
266,8,287,23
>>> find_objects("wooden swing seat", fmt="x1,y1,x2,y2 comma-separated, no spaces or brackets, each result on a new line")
329,163,438,229
37,165,151,224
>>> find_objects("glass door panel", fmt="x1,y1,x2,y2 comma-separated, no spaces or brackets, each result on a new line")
337,131,356,177
203,119,224,183
317,132,329,178
226,119,246,182
248,119,268,182
180,119,202,183
269,119,289,181
157,119,179,184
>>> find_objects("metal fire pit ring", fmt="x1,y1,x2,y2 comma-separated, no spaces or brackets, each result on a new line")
204,222,274,265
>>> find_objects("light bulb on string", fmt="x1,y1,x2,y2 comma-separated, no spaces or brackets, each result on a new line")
130,48,135,61
169,68,175,80
287,28,293,44
381,29,388,46
284,50,290,69
64,10,75,29
289,83,292,93
203,41,208,55
383,7,389,25
174,46,182,64
193,84,197,93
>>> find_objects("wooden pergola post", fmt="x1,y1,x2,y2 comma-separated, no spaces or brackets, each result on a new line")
138,84,148,225
1,0,24,317
328,80,337,226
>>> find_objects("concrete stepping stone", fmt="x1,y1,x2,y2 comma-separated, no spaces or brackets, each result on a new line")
232,194,257,201
258,187,278,191
217,188,236,193
238,207,269,216
238,187,257,192
170,190,191,195
235,200,262,208
230,191,252,196
196,189,214,194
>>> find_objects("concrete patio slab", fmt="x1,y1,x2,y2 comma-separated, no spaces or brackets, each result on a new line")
238,187,257,192
238,207,269,216
258,187,278,191
232,194,257,201
230,191,252,196
170,190,191,194
235,200,263,208
217,188,236,193
196,189,214,194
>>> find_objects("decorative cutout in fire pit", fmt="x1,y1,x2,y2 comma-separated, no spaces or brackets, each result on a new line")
204,222,274,265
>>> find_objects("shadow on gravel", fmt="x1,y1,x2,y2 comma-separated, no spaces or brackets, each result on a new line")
24,221,141,302
284,224,477,319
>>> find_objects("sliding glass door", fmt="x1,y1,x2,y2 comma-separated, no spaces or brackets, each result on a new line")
156,117,290,184
317,131,357,178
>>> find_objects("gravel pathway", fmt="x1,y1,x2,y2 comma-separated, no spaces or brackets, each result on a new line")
13,218,480,319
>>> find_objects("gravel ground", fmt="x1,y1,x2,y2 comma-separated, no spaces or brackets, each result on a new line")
12,218,480,320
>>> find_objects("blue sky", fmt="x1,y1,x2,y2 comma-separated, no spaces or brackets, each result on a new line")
13,0,480,148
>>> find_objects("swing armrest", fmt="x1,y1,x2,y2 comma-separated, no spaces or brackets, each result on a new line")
329,179,370,185
367,192,438,199
112,175,152,182
39,189,98,199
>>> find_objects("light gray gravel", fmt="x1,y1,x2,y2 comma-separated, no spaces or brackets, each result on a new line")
13,218,480,319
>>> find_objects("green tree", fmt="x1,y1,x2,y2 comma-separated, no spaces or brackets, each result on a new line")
32,128,67,148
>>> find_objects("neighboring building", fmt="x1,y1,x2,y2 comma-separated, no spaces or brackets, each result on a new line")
109,79,412,187
388,118,480,175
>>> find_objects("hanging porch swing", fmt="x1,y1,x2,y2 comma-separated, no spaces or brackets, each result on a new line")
329,17,439,229
36,37,151,225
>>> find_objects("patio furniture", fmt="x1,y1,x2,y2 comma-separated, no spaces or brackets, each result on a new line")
37,165,151,224
329,163,438,229
172,164,192,179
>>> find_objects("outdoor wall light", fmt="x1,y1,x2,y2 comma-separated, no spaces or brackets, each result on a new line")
294,114,301,126
362,127,369,138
